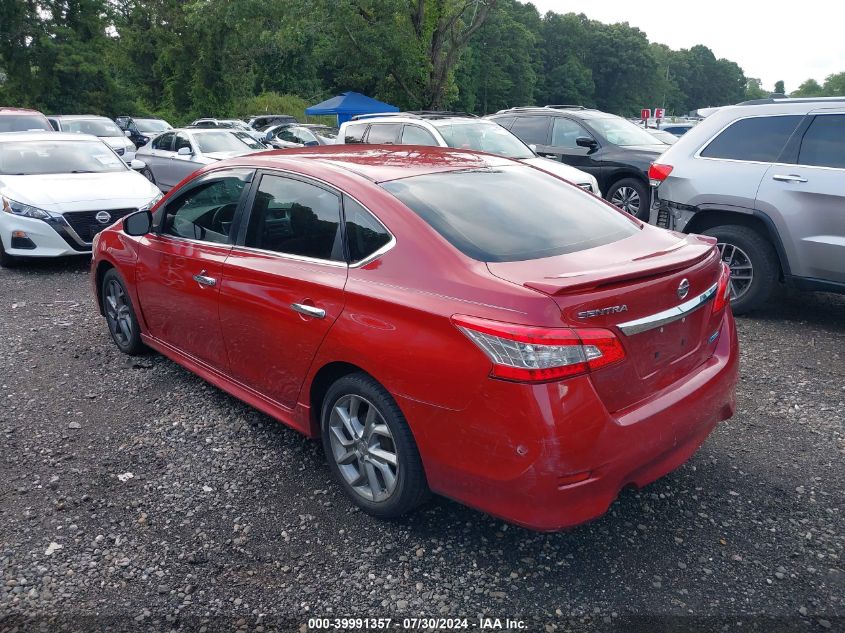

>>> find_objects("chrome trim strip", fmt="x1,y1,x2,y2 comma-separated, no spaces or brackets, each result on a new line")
229,244,348,268
617,282,718,336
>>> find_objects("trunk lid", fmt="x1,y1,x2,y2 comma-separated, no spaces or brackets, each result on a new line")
487,229,725,412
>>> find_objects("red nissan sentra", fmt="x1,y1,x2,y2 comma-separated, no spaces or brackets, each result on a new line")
91,146,738,531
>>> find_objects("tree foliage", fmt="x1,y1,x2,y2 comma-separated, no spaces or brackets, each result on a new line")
0,0,784,120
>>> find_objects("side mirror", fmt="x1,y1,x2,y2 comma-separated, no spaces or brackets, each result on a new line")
177,146,193,156
576,136,598,149
129,159,146,171
125,130,132,138
123,210,152,236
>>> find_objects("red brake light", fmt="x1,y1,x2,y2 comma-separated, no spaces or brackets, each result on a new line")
648,163,673,185
712,262,731,313
452,315,625,383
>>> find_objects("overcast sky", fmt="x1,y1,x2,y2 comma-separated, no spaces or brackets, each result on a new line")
522,1,845,92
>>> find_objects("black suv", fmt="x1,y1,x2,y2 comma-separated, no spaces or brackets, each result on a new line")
487,106,667,219
115,116,173,148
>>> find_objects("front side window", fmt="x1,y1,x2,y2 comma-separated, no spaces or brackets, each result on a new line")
509,116,551,145
401,125,438,146
366,124,401,145
551,117,592,149
343,124,368,144
798,115,845,169
700,115,803,162
245,175,343,261
152,132,175,151
160,173,251,243
382,166,638,262
344,196,392,263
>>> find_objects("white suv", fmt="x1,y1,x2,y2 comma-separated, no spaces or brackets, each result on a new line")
337,112,600,195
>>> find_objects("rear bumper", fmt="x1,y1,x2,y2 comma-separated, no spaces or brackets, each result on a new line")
401,309,739,531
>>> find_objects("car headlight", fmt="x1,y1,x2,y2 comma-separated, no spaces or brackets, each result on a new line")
138,193,163,213
1,196,52,220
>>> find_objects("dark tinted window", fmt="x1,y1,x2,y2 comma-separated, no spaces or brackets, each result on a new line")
551,117,589,148
161,173,250,243
344,197,392,263
401,125,438,146
701,116,802,162
152,132,174,151
799,115,845,168
509,116,551,145
344,123,368,144
245,175,343,261
382,166,638,262
366,124,401,145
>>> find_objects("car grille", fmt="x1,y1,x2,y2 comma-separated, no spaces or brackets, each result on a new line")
656,208,670,228
114,147,125,156
63,208,136,243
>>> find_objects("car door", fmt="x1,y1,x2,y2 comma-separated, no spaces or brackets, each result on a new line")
146,132,176,186
537,116,602,179
219,171,348,410
134,168,254,368
169,132,201,188
756,112,845,283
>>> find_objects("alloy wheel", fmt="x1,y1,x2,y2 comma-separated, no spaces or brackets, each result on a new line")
328,394,399,502
717,241,754,302
105,279,133,346
610,186,641,215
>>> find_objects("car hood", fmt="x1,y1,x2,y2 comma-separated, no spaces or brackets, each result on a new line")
0,171,160,212
521,157,595,186
99,135,134,151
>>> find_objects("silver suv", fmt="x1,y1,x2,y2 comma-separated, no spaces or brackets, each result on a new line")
337,112,600,195
649,97,845,313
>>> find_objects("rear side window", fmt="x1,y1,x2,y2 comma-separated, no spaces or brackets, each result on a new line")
700,116,802,162
366,124,401,145
798,115,845,169
381,166,638,262
510,116,551,145
343,124,368,144
344,196,392,263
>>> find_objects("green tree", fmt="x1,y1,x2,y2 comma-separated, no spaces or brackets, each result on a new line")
791,78,824,97
745,78,767,100
773,79,785,95
823,72,845,96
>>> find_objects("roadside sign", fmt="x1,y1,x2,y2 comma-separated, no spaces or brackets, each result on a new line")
641,108,651,120
654,107,665,119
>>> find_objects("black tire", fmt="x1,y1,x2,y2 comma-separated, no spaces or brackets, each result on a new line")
101,268,146,355
702,224,779,315
0,237,16,268
140,167,156,185
606,177,650,220
321,372,429,519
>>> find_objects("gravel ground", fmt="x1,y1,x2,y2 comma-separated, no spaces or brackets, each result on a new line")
0,256,843,633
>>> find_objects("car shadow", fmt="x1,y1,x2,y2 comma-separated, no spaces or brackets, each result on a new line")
745,288,845,331
1,255,90,276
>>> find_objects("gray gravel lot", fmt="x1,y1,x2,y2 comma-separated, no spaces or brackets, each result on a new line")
0,257,843,633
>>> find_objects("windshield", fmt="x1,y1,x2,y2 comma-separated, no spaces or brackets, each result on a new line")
195,131,253,153
0,139,126,175
135,119,171,133
0,114,53,133
61,118,125,137
231,131,266,150
433,121,534,159
589,116,663,146
382,166,637,262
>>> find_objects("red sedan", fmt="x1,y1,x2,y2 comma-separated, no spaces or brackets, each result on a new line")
91,146,738,531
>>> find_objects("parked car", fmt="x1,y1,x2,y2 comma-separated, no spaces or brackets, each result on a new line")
0,132,160,266
49,115,137,163
487,106,667,218
188,118,267,144
263,124,324,148
338,112,601,195
91,145,738,531
247,114,297,130
136,128,266,192
115,116,173,148
649,96,845,313
303,124,339,144
0,107,53,133
660,122,696,137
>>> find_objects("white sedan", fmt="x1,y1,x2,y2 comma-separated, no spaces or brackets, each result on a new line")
0,132,161,266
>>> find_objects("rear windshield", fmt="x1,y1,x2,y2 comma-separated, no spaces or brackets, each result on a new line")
381,166,638,262
0,114,53,133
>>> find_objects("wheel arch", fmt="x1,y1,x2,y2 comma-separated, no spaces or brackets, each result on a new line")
604,169,648,192
307,361,377,436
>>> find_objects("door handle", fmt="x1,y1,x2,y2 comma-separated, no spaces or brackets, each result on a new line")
192,270,217,287
291,303,326,319
772,174,808,183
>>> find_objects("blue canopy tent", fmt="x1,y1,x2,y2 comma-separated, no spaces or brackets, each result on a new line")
305,92,399,126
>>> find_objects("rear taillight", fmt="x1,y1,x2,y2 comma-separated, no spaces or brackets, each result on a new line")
452,315,625,383
648,163,673,187
712,262,731,313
